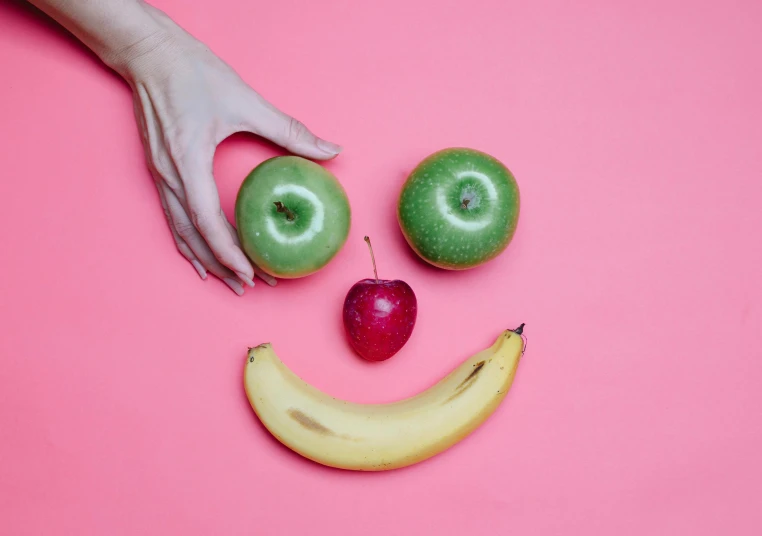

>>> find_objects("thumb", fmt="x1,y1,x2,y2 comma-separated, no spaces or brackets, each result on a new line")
245,97,342,160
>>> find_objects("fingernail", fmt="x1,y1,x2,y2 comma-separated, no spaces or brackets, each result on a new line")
259,273,277,287
224,278,245,296
317,139,342,155
192,260,207,279
236,271,255,287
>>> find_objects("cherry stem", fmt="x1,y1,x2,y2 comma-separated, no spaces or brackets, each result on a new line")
461,198,470,209
273,201,295,222
364,236,379,283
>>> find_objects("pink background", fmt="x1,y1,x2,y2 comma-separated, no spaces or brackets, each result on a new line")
2,0,761,534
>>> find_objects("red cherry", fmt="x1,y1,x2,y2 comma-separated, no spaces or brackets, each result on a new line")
342,237,417,361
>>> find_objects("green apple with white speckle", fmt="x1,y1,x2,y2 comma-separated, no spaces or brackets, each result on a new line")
235,156,351,279
397,148,520,270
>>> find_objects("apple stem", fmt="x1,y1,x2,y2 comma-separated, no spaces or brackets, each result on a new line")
461,198,470,209
364,236,379,283
273,201,295,222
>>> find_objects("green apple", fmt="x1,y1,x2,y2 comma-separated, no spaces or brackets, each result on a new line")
235,156,351,279
397,148,520,270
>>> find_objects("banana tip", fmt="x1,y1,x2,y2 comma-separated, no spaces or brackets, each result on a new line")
513,323,525,335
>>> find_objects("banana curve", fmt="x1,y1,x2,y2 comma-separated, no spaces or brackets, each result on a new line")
243,326,525,471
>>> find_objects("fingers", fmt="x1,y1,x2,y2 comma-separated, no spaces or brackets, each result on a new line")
170,148,256,287
156,181,207,280
159,181,249,296
136,90,241,293
243,95,342,160
223,219,278,287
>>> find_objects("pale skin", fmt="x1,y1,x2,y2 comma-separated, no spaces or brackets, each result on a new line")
25,0,343,295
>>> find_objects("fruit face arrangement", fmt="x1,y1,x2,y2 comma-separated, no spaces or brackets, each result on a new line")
236,147,523,471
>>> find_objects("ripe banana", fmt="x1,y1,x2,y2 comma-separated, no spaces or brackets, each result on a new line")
243,325,525,471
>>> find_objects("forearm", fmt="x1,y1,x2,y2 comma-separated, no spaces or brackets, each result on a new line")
25,0,165,74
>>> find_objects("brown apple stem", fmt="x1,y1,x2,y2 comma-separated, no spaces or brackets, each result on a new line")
461,198,470,209
364,236,379,283
273,201,295,222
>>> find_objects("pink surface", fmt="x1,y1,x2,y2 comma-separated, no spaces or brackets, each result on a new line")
1,0,762,533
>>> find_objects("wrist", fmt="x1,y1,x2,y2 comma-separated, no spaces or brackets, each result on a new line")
100,26,176,81
102,4,206,83
89,2,169,78
26,0,168,78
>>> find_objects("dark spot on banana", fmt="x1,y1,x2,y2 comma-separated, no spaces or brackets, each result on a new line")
458,361,486,388
287,409,335,436
444,361,487,404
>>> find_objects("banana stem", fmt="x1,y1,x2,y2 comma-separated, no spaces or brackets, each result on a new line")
513,323,525,335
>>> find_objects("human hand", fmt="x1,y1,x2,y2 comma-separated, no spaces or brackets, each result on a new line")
116,5,342,295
